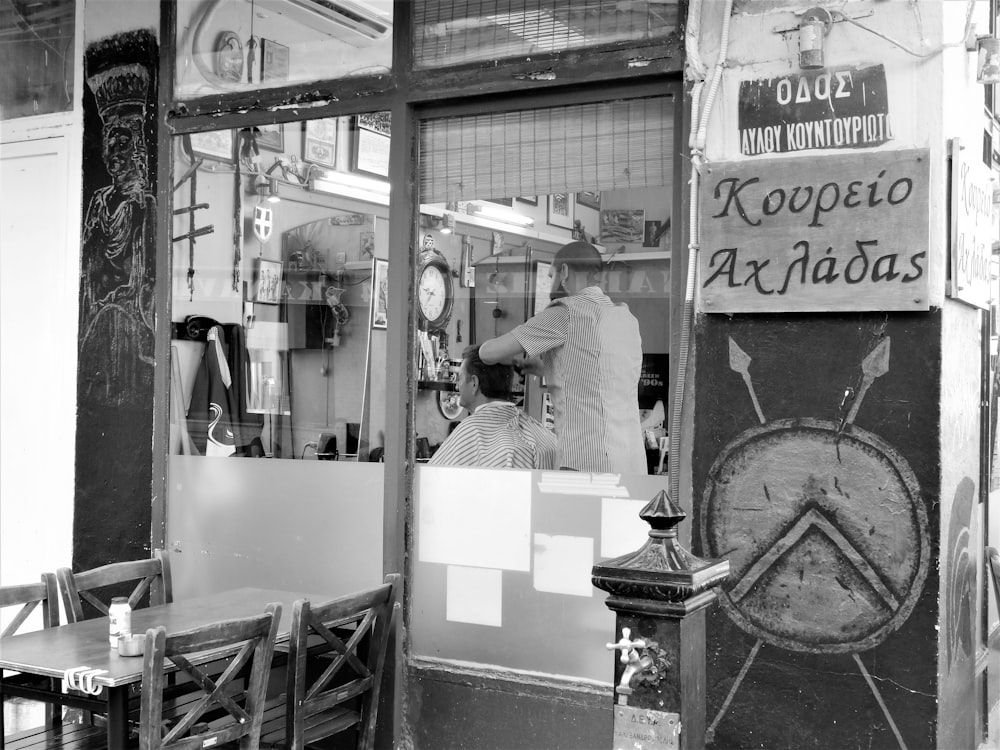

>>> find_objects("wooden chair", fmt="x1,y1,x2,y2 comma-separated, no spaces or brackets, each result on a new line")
57,549,172,624
2,573,61,734
137,603,282,750
987,547,1000,609
260,574,400,750
1,574,104,750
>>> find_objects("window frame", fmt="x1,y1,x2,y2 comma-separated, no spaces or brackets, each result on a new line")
152,7,689,722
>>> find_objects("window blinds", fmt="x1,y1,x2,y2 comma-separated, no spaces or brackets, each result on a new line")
418,97,674,204
413,0,676,69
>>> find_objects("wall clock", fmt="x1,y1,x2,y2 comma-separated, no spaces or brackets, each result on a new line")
417,249,453,331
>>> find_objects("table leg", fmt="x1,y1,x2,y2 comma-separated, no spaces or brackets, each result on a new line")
106,686,130,750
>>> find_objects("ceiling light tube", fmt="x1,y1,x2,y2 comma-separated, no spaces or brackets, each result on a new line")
309,171,390,205
471,202,535,227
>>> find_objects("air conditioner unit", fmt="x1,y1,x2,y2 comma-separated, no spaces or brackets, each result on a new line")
246,0,391,45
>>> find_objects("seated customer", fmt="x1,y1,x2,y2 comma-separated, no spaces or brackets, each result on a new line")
430,345,557,470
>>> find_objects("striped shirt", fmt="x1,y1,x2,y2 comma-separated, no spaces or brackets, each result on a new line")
428,401,558,469
509,286,646,474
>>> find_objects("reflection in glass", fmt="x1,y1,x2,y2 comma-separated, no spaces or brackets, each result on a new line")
174,0,392,99
1,0,75,119
416,98,673,475
414,0,678,69
169,116,389,461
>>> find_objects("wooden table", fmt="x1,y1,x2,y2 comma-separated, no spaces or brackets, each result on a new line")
0,587,328,750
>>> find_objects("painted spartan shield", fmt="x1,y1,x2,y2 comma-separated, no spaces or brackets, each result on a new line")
254,205,273,243
700,417,929,654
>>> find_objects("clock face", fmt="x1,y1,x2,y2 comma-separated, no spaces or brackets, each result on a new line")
418,265,448,325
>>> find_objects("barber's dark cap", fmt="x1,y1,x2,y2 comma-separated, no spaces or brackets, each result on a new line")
554,241,603,268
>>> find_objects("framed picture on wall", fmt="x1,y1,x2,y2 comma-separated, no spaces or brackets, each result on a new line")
259,38,289,82
372,258,388,329
517,196,538,206
255,123,283,152
353,112,391,178
303,118,338,168
254,258,284,305
189,130,235,163
576,191,601,211
547,193,574,230
600,208,645,244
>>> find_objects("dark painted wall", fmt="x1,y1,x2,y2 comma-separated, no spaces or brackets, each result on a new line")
693,312,941,749
74,30,158,571
409,663,612,750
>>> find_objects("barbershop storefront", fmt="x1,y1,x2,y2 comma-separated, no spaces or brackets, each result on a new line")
7,1,997,749
59,3,686,749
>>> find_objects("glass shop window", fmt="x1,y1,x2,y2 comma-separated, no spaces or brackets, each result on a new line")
412,97,674,475
413,0,678,70
168,115,390,461
409,95,676,681
1,0,76,119
173,0,392,100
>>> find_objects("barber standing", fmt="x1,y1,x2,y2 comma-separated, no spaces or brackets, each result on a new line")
480,241,646,474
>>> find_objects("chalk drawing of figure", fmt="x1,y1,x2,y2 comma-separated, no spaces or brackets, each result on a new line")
79,60,156,405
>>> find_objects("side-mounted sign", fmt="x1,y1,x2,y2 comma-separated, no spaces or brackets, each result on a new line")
949,138,994,310
699,148,930,313
738,64,893,157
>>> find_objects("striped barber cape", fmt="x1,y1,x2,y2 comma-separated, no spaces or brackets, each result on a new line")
429,401,557,470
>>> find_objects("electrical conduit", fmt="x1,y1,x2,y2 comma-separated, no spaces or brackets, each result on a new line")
670,0,735,504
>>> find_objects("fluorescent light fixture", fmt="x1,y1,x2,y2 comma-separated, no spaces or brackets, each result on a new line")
309,171,390,205
247,0,391,44
484,10,587,51
471,202,535,227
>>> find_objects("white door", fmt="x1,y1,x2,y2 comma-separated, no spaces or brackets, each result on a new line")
0,136,78,595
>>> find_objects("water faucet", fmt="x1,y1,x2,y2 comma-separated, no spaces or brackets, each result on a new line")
606,627,654,698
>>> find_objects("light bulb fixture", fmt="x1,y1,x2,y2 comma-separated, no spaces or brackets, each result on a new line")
978,36,1000,85
423,212,458,234
470,202,535,227
254,174,281,203
798,7,832,70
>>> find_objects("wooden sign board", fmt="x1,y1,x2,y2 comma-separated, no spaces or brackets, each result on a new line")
699,149,930,313
949,139,994,310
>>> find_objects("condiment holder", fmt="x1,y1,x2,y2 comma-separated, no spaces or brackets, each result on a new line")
117,633,146,657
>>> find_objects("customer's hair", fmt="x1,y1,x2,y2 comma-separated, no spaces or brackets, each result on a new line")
462,345,513,399
553,241,604,283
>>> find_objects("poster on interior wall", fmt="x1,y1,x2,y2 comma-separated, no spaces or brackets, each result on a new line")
600,209,644,243
699,148,929,313
738,64,893,156
354,112,390,178
303,118,337,168
949,138,994,310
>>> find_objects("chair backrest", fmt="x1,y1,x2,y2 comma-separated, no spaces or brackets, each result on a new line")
987,547,1000,609
138,602,281,750
285,574,399,750
57,548,172,623
0,573,59,638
